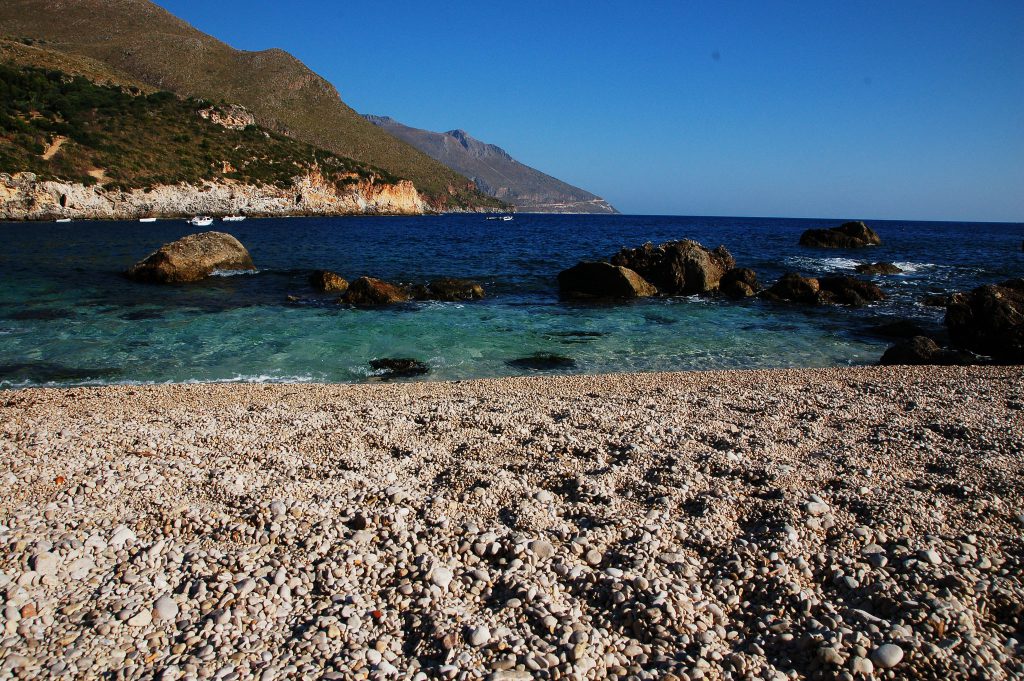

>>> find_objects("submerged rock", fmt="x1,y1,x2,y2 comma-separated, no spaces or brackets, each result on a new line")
720,267,761,298
610,239,735,295
507,353,577,371
412,278,485,302
125,231,255,283
342,277,411,306
369,358,429,378
945,278,1024,362
867,319,928,339
799,221,882,248
557,261,657,299
855,262,902,275
309,270,348,293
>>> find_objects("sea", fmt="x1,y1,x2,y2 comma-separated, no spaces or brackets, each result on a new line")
0,214,1021,388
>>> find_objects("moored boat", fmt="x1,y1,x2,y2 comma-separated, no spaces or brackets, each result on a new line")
188,216,214,227
139,217,157,223
222,215,246,222
55,218,72,223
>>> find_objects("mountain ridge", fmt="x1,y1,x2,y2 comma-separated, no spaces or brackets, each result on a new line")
0,0,505,210
363,115,618,214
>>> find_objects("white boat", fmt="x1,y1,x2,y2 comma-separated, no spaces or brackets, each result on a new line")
55,218,72,223
500,215,514,221
188,216,213,227
222,215,246,222
139,217,157,223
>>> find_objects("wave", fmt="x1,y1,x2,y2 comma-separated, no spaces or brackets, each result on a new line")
0,372,322,390
782,256,861,273
209,269,262,277
892,261,936,274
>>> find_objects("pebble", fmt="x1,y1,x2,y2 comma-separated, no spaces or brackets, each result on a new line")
430,567,453,589
467,625,490,647
871,643,904,669
528,540,555,560
31,551,58,575
153,596,178,621
127,609,152,627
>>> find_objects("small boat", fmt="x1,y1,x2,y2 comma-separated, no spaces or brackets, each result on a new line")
500,215,514,221
222,215,246,222
55,218,72,223
188,216,213,227
139,217,157,223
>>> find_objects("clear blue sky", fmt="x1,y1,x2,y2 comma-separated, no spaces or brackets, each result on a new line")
158,0,1024,221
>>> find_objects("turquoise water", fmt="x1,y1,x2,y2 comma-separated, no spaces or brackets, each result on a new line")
0,214,1021,387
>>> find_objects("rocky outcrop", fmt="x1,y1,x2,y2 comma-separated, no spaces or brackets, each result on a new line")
764,273,884,306
856,262,902,275
309,270,348,293
610,240,735,295
817,276,886,306
945,279,1024,362
799,221,882,248
126,231,255,283
411,278,486,302
557,262,658,299
197,104,256,130
720,268,761,299
763,273,821,304
342,277,412,307
0,171,425,220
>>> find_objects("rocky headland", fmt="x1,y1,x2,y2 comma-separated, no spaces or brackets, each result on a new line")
0,171,425,221
0,366,1021,680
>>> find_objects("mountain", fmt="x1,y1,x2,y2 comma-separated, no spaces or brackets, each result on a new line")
0,63,423,219
364,115,618,214
0,0,505,210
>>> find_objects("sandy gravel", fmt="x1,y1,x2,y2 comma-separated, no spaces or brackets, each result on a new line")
0,366,1022,680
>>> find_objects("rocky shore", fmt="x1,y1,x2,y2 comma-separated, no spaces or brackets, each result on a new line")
1,366,1022,680
0,171,426,221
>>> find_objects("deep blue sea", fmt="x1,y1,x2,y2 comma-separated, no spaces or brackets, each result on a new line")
0,214,1021,388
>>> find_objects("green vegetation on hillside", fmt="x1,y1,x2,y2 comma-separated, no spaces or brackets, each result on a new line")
0,63,398,192
0,1,509,210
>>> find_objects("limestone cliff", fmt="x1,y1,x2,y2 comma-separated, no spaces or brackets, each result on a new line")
0,171,425,220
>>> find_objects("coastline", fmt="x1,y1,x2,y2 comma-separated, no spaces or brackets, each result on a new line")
2,365,1022,678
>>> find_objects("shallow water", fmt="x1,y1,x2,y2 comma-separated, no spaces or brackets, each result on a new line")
0,214,1021,387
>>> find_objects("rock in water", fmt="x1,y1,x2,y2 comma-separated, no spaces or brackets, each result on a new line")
945,279,1024,363
799,221,882,248
879,336,943,365
309,270,348,293
126,232,256,283
507,354,577,371
855,262,903,275
369,358,430,378
610,239,735,295
763,273,821,304
557,262,657,299
342,277,411,306
720,267,761,298
817,276,886,306
413,278,485,302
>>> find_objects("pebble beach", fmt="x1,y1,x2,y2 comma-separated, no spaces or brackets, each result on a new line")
1,365,1022,680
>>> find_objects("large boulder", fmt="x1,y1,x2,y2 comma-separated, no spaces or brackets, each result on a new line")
879,336,975,366
719,268,761,299
310,270,349,293
126,231,255,283
610,240,735,295
945,279,1024,362
817,276,886,306
763,273,821,304
342,277,411,306
799,221,882,248
855,262,902,275
557,262,657,299
411,278,485,302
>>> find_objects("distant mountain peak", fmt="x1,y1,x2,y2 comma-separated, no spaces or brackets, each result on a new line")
366,115,617,214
